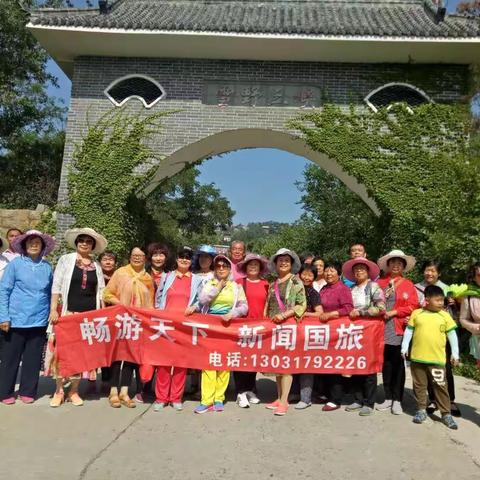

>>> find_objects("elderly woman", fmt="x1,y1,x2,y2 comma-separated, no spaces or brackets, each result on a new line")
377,249,419,415
146,242,169,290
234,253,270,408
103,245,155,408
312,256,326,292
0,230,55,404
49,227,107,408
317,261,354,411
99,251,118,286
459,262,480,368
342,257,385,416
264,248,307,416
193,254,248,414
295,263,323,410
153,247,203,411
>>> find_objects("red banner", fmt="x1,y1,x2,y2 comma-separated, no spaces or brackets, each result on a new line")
55,305,385,377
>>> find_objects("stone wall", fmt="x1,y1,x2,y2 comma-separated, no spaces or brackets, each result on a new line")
0,205,46,241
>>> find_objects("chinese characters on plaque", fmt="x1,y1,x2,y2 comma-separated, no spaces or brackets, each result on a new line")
204,82,322,108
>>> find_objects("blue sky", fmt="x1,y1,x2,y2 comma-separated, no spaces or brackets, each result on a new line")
44,0,466,224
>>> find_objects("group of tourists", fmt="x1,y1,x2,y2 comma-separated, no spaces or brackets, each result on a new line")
1,226,480,431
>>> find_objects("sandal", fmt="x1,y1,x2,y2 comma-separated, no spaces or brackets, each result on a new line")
119,395,136,408
50,391,64,408
67,392,84,407
108,395,121,408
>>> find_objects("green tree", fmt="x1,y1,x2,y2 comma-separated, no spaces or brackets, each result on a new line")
0,130,64,208
146,164,235,249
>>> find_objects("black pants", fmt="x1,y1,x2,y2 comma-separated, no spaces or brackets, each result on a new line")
0,327,47,400
110,361,135,389
328,374,344,406
428,342,455,402
382,344,405,402
234,371,256,394
349,374,377,408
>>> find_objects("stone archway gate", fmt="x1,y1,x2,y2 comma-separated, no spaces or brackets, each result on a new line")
27,0,480,235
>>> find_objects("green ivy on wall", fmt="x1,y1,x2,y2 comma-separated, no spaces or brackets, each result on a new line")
66,108,173,257
288,102,480,279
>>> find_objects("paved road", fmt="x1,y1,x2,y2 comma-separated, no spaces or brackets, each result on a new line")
1,373,479,480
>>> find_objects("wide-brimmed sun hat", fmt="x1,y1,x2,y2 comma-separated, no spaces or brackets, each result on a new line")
342,257,380,282
269,248,301,274
192,244,216,271
237,253,270,276
64,227,108,255
377,249,416,273
11,229,56,257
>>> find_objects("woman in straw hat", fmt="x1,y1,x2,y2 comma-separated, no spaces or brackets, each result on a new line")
264,248,307,416
48,227,108,408
0,230,55,404
376,249,419,415
342,257,385,416
234,253,270,408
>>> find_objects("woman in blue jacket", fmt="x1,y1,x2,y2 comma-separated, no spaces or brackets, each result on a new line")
0,230,55,404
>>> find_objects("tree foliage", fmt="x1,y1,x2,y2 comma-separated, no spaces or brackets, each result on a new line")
0,130,64,208
146,164,234,249
286,103,480,281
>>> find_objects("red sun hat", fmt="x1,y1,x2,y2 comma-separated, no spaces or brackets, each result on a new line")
342,257,380,282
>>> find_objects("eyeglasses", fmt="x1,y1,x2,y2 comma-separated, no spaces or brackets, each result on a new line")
77,237,94,244
215,263,230,269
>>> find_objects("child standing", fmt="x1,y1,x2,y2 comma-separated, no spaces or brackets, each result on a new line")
401,285,459,429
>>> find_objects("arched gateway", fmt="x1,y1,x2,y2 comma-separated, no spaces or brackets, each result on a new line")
28,0,480,234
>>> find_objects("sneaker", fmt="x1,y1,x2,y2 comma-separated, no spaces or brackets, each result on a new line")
274,403,289,416
134,393,144,403
442,414,458,430
413,410,428,424
1,397,15,405
214,401,224,412
194,403,214,414
426,401,437,415
172,402,183,411
237,393,250,408
345,402,362,412
359,406,374,416
19,396,34,404
294,401,312,410
245,391,260,404
376,399,392,411
265,400,281,410
391,401,403,415
322,402,341,412
153,402,166,412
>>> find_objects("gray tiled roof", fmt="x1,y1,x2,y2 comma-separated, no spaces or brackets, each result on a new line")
30,0,480,38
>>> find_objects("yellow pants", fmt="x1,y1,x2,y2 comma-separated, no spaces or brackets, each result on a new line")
201,370,230,405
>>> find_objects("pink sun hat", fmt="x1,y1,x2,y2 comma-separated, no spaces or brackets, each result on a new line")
236,253,270,276
11,229,56,257
342,257,380,282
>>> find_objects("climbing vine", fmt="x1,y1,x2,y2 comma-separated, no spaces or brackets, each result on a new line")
289,102,480,279
67,108,174,257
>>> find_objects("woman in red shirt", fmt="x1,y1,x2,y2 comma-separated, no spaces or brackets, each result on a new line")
235,253,270,408
376,249,419,415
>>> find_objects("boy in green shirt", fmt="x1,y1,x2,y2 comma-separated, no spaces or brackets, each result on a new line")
401,285,459,429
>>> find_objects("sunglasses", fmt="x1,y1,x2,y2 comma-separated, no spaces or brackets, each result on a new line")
215,263,230,269
77,236,94,244
178,254,192,260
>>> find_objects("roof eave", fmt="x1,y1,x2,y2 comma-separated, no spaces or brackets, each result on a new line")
28,24,480,78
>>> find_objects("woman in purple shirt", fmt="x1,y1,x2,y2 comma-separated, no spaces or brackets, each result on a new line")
319,261,354,411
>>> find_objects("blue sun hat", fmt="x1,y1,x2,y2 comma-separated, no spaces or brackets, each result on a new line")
192,244,217,272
